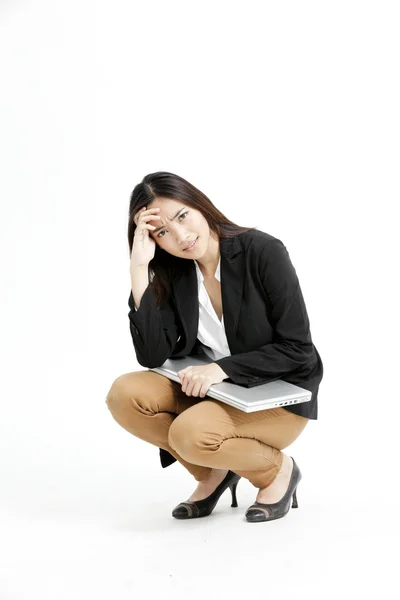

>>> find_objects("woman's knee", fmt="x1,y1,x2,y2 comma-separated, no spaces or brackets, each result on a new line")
105,371,147,414
168,419,197,459
168,411,220,460
105,370,173,419
106,373,130,413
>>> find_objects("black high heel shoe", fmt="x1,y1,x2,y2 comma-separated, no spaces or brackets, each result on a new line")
245,457,302,523
172,470,241,519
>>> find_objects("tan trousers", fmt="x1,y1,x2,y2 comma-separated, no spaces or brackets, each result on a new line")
105,370,309,489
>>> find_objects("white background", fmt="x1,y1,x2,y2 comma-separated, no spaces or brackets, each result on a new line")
0,1,399,598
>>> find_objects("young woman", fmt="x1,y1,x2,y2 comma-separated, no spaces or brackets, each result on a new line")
106,171,324,523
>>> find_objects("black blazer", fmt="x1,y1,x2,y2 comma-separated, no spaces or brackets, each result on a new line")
128,229,323,468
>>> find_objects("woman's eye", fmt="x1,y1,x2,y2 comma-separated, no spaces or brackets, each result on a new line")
157,211,188,238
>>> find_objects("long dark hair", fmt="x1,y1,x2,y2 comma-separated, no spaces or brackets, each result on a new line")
128,171,256,308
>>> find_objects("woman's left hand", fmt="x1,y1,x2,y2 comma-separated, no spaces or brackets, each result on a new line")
177,363,229,397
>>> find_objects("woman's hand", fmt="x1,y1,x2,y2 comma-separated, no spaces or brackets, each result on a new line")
177,363,229,397
130,206,161,269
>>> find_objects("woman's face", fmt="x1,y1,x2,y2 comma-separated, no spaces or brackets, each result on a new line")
148,197,213,259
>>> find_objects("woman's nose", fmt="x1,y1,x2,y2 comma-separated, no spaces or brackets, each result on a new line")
175,230,189,244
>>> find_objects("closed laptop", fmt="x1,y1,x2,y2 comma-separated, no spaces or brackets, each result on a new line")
149,354,311,413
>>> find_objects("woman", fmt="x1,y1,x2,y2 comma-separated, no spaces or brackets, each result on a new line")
106,171,324,523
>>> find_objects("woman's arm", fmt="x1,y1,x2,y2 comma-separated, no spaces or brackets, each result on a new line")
214,238,317,387
130,264,150,310
128,283,182,368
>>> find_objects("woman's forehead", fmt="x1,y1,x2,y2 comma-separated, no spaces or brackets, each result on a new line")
151,197,186,214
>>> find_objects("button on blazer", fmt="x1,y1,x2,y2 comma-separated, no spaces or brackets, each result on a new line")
128,229,324,468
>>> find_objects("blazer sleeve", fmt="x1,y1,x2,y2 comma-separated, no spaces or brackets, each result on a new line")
214,238,317,387
128,285,182,368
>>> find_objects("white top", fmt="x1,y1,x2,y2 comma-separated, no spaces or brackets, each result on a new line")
132,258,231,361
194,258,231,361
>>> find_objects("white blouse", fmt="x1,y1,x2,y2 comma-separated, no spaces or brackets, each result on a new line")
194,258,231,361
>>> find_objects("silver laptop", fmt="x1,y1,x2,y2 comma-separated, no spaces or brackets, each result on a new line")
149,354,311,413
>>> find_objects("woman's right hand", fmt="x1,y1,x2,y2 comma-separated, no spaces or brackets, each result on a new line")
130,206,161,269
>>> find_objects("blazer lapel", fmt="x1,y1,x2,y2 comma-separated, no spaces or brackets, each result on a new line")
171,236,245,354
220,236,245,352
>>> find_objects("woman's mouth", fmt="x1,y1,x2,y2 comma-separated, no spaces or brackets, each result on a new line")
183,237,198,251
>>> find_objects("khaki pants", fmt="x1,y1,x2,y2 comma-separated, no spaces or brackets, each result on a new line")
105,370,309,489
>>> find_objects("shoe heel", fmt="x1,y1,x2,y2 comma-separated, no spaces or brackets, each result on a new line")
292,487,299,509
230,481,239,507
